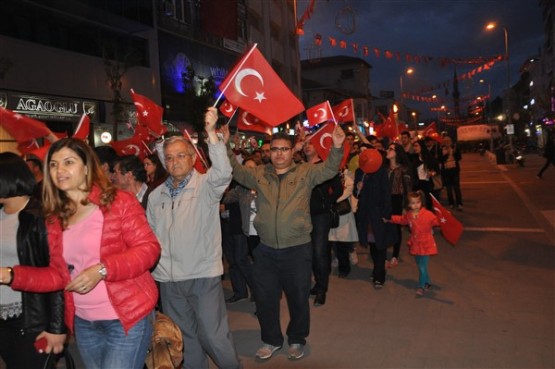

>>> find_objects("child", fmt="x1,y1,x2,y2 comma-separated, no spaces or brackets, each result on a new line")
384,191,440,296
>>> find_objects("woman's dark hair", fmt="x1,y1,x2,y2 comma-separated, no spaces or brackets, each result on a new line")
0,152,36,198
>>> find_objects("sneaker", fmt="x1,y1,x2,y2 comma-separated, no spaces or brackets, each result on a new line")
349,250,359,265
387,257,398,268
424,283,432,291
255,344,282,360
416,288,425,296
287,344,305,360
373,281,383,289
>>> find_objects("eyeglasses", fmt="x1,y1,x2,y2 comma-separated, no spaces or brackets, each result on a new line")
270,147,292,153
165,153,193,162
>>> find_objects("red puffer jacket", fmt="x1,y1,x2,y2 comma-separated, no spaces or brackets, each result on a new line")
12,186,160,334
390,208,440,256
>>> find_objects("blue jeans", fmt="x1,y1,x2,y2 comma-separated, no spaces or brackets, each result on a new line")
414,255,430,288
74,312,153,369
253,243,312,346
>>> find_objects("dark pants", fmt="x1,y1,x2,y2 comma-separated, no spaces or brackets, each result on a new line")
253,243,312,347
538,158,554,177
390,194,404,259
332,241,352,276
310,212,332,293
416,179,434,211
0,315,53,369
222,233,254,298
370,243,387,284
247,235,260,260
443,169,463,206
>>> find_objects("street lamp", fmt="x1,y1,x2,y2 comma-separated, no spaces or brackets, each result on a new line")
486,22,512,150
399,67,414,137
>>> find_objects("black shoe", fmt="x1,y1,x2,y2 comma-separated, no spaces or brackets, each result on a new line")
314,293,326,306
338,272,349,279
226,295,248,304
373,281,384,289
310,287,317,295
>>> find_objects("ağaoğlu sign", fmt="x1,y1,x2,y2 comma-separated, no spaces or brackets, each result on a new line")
4,93,97,122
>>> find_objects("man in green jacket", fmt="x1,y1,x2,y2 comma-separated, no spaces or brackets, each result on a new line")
224,124,345,361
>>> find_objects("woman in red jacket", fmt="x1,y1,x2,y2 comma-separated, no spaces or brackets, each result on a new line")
6,138,161,369
385,191,440,297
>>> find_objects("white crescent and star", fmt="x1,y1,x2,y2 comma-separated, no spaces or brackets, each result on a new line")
433,207,447,223
319,133,333,149
242,112,259,126
124,144,141,156
223,103,234,113
338,106,349,118
235,68,266,103
314,108,327,119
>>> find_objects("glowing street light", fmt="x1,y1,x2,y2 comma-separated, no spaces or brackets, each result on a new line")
486,21,512,149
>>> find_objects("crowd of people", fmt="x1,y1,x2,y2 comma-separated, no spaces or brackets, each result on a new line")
0,105,467,368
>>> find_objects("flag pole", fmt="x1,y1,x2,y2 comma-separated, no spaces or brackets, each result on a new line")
327,101,338,125
350,98,357,127
213,43,259,108
184,129,208,168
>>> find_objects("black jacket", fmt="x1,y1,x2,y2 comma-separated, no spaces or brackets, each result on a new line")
15,199,66,335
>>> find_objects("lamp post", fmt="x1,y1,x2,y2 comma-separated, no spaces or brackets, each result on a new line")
486,22,512,150
399,67,414,138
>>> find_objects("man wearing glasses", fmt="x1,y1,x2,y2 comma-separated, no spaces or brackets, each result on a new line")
147,107,240,369
224,125,346,361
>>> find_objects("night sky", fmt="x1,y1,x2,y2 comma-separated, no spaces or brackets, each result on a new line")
297,0,544,120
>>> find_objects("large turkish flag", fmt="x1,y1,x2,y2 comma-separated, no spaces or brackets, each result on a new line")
219,46,304,126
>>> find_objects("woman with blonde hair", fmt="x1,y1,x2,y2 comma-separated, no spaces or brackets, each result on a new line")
5,138,161,369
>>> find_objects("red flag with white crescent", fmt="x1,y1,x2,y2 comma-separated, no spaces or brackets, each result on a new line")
332,99,355,124
306,101,333,127
219,100,237,118
430,194,463,245
219,45,304,126
307,121,349,167
130,89,167,136
236,110,272,134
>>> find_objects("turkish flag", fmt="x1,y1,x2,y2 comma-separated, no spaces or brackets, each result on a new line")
308,122,349,167
111,125,151,160
130,89,167,137
423,122,442,143
430,194,463,245
73,114,90,140
306,101,333,127
219,100,237,118
236,110,272,135
375,111,398,139
219,45,304,126
0,107,52,143
332,99,355,124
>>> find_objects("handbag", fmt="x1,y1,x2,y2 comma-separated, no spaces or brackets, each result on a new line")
146,311,184,369
432,174,443,190
333,198,351,215
42,349,75,369
329,208,340,228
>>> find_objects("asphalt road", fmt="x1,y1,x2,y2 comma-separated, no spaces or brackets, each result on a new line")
220,152,555,369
